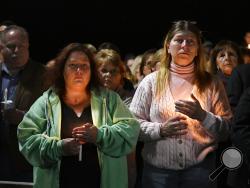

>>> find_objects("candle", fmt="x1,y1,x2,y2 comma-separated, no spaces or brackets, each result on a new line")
79,145,82,162
3,88,8,110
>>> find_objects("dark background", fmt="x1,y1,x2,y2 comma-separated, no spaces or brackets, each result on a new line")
1,0,250,63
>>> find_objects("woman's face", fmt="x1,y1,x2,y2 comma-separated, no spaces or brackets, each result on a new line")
97,61,122,91
63,51,91,90
167,31,198,66
216,47,238,76
143,54,154,76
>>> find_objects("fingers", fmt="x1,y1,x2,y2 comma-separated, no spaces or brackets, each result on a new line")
72,123,93,132
168,116,187,123
72,125,98,144
172,129,188,136
175,103,190,115
175,98,199,119
62,138,81,156
160,120,188,137
174,123,187,131
175,100,195,110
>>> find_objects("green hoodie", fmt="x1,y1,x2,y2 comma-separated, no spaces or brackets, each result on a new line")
17,87,140,188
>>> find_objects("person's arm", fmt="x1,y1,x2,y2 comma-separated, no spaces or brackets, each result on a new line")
227,67,243,112
232,87,250,161
96,91,140,157
17,94,63,168
201,79,232,141
2,108,25,125
129,75,163,142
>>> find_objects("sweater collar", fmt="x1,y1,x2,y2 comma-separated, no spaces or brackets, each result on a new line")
170,62,194,75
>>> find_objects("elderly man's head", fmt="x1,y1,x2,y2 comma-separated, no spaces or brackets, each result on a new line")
0,25,29,72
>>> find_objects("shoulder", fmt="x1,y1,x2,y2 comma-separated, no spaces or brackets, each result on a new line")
26,59,46,72
239,87,250,102
21,59,46,84
137,71,157,89
210,74,224,88
40,87,59,103
235,63,250,72
92,87,120,100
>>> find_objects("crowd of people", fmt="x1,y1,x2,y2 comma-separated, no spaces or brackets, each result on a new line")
0,20,250,188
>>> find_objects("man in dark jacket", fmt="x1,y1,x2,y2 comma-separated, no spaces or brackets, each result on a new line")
230,87,250,188
227,64,250,188
0,25,50,182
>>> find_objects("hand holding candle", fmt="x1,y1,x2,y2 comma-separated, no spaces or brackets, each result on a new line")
61,138,81,156
72,123,98,144
72,123,98,162
1,88,13,110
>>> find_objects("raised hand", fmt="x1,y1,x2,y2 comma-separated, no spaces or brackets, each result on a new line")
160,116,188,137
174,93,206,121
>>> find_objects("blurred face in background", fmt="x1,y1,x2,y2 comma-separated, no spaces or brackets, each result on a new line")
2,29,29,72
216,47,238,76
126,58,134,69
244,32,250,46
142,54,154,76
97,61,122,91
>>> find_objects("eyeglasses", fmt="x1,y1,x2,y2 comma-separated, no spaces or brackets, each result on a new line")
99,68,120,76
67,64,90,71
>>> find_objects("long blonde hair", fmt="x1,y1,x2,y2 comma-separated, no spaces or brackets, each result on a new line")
156,20,212,97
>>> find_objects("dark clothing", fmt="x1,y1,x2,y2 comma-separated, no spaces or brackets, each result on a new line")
227,65,250,188
229,87,250,188
216,71,230,90
1,69,20,105
232,87,250,166
0,59,49,182
60,102,92,139
227,64,250,112
59,102,100,188
215,71,231,188
123,77,135,92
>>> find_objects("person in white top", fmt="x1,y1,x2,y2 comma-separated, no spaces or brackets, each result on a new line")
130,20,232,188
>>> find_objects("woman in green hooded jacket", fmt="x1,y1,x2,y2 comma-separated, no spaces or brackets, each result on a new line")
17,43,140,188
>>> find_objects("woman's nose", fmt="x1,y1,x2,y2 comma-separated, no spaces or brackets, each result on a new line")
224,53,229,60
181,40,189,48
104,72,112,77
75,67,83,73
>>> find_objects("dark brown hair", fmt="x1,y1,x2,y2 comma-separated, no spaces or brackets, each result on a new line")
52,43,99,96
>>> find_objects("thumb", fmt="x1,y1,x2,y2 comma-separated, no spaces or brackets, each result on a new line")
191,93,198,102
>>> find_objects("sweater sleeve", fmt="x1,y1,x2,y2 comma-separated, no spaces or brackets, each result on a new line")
130,75,162,142
201,78,233,141
17,93,63,168
96,91,140,157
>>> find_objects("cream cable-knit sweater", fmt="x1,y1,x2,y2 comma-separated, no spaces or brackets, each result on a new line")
130,63,232,170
